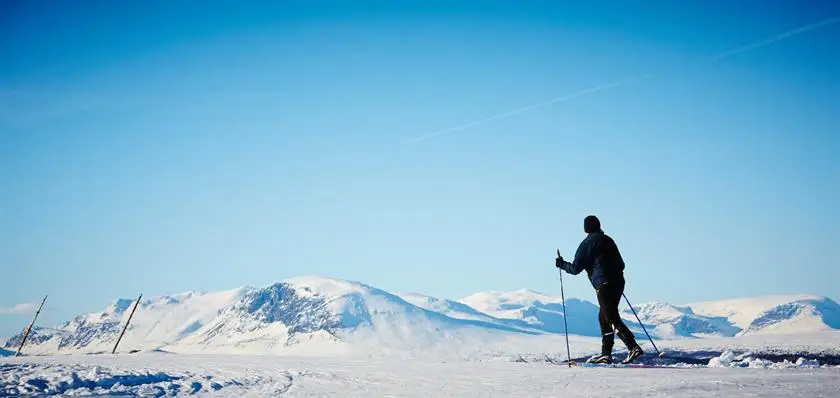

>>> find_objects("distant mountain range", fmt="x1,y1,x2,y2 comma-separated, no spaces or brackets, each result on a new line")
3,276,839,356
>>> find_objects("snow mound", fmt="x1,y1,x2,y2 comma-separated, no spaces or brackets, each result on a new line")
0,362,282,396
707,350,828,369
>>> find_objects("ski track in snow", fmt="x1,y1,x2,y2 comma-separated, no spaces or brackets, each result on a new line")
3,352,840,397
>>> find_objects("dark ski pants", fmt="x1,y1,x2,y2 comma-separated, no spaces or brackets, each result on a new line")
596,279,639,355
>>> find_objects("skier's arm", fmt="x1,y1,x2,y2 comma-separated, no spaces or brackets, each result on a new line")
560,241,590,275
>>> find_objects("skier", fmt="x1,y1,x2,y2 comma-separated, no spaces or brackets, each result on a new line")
555,215,644,364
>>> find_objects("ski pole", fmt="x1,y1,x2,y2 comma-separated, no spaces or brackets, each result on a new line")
622,293,663,357
557,250,572,367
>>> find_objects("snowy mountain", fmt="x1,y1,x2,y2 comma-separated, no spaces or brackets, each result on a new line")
174,277,539,356
688,294,840,336
3,276,839,357
618,301,741,338
2,277,542,357
460,289,602,336
398,292,505,324
2,287,248,355
396,292,540,333
459,290,840,339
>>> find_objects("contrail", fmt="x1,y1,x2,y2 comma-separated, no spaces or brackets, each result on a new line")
402,17,840,144
401,74,653,144
711,16,840,60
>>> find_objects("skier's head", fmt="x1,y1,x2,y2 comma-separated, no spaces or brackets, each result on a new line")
584,215,601,234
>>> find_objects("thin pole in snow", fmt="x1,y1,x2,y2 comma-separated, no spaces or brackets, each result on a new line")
112,293,142,355
15,295,47,357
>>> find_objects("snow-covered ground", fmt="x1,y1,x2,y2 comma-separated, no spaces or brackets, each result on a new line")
3,276,840,395
3,350,839,397
5,330,840,396
655,330,840,356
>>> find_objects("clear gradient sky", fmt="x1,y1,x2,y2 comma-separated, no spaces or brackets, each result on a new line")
2,1,839,337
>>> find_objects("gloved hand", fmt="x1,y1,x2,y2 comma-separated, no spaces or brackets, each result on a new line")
555,250,565,269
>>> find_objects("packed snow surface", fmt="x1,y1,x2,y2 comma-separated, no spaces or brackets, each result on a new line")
3,352,840,397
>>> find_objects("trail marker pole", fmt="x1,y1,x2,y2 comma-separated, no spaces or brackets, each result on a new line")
15,295,47,357
112,293,142,355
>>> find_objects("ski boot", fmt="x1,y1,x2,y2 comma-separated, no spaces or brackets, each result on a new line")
622,346,644,364
586,353,613,364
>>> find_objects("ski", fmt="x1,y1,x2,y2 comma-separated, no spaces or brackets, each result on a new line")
568,353,707,367
569,361,687,369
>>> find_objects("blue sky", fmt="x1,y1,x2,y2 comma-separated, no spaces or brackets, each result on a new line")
2,1,839,337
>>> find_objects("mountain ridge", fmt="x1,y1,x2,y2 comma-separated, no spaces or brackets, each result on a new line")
3,275,838,356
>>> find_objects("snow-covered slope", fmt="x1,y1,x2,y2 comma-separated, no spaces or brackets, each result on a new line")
4,277,539,357
688,294,840,335
3,276,838,357
2,288,249,355
619,295,840,338
458,290,840,339
176,277,539,357
398,293,503,324
460,289,602,336
621,302,741,338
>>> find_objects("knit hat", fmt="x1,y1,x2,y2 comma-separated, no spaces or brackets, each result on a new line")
584,215,601,233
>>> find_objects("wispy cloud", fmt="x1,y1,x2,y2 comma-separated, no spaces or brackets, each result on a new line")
402,16,840,144
0,303,38,315
711,17,840,60
401,74,653,144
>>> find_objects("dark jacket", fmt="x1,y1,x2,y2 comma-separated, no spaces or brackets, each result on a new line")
560,230,625,289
